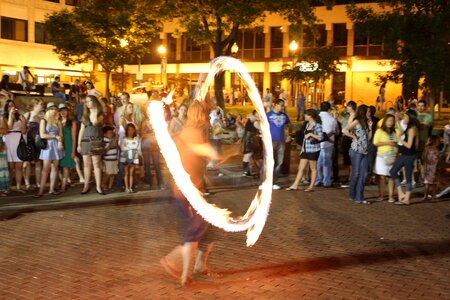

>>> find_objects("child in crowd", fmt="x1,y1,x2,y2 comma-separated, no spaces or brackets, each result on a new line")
103,126,119,192
120,123,141,193
422,135,440,200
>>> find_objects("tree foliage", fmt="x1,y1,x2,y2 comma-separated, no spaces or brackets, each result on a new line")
44,0,161,96
157,0,334,107
347,0,450,101
281,46,341,83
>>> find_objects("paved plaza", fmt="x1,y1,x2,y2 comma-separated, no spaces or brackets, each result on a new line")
0,164,449,299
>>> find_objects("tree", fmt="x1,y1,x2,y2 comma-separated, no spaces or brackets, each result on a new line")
44,0,160,97
347,0,450,117
281,46,341,103
158,0,334,108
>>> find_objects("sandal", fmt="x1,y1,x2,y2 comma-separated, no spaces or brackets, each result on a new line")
394,200,410,206
0,192,7,197
285,186,298,191
356,200,371,205
304,187,314,192
33,194,43,198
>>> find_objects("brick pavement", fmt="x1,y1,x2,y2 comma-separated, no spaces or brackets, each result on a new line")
0,166,449,299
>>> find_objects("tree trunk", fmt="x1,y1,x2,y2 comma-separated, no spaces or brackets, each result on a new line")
105,69,111,99
214,72,225,109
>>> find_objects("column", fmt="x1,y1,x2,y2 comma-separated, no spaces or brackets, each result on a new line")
346,22,354,57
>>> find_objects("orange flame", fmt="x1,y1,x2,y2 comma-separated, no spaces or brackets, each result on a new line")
148,57,274,246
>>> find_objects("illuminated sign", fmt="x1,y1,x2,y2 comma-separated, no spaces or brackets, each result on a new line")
296,62,318,72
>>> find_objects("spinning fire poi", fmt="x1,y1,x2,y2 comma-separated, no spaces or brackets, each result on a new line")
148,56,274,247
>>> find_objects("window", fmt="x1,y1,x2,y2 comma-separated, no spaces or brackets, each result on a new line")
270,27,283,58
333,23,347,56
35,22,49,44
182,35,210,62
354,23,382,57
302,24,326,48
1,17,28,41
65,0,82,5
333,23,347,46
234,29,265,60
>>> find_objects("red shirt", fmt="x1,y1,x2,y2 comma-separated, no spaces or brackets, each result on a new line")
173,126,207,197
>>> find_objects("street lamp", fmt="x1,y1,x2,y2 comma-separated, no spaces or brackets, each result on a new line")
230,42,239,105
120,39,129,91
289,40,299,106
157,45,167,87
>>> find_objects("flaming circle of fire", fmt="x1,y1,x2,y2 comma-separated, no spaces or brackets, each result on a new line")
148,56,274,246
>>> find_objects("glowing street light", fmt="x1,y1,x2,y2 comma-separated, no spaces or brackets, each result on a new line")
289,40,298,52
157,45,167,87
120,39,129,91
157,45,167,55
230,42,239,105
231,42,239,55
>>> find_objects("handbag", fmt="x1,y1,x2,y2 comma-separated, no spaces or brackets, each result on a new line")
383,150,396,166
89,140,105,156
17,134,35,161
34,134,48,150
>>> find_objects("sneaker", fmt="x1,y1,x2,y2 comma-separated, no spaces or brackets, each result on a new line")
401,180,407,185
258,185,263,190
300,179,310,185
218,172,224,177
272,184,280,190
341,184,349,188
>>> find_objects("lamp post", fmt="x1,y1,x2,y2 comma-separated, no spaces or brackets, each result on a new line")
157,45,167,88
230,42,239,105
120,39,129,92
289,40,299,106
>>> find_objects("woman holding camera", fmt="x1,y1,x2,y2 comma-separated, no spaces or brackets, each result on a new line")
286,109,323,192
2,100,27,193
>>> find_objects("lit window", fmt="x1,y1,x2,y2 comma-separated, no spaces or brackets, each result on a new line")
1,17,28,42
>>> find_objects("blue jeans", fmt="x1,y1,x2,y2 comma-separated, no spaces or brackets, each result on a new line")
390,154,416,192
142,150,163,187
53,91,67,102
349,149,368,202
260,140,285,185
367,142,377,174
315,146,334,187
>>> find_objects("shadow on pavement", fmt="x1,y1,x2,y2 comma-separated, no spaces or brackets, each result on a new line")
0,193,173,222
218,240,450,281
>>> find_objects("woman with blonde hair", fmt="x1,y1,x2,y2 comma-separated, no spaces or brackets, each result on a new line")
77,95,105,195
34,102,64,197
23,98,45,190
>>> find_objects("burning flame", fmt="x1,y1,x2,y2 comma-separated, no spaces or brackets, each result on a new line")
148,57,274,246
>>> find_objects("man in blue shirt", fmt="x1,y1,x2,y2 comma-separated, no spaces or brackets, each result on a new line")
51,76,67,102
263,99,291,189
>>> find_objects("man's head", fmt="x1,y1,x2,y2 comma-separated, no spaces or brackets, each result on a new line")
55,76,60,82
417,100,426,113
273,99,285,113
120,92,130,105
266,88,270,93
369,105,376,117
320,101,331,112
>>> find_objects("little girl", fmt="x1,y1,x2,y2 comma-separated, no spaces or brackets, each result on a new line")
120,123,141,193
421,135,440,201
103,126,119,191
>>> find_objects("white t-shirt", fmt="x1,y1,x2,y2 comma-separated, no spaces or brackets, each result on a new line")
319,111,337,149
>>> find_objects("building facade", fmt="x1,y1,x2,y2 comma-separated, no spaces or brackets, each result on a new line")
0,0,404,108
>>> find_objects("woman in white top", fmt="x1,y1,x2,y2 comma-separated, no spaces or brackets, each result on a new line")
2,100,27,193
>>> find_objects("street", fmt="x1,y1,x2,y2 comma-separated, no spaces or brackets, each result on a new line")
0,166,449,299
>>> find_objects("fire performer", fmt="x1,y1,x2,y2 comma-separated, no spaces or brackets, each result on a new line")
160,100,221,287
